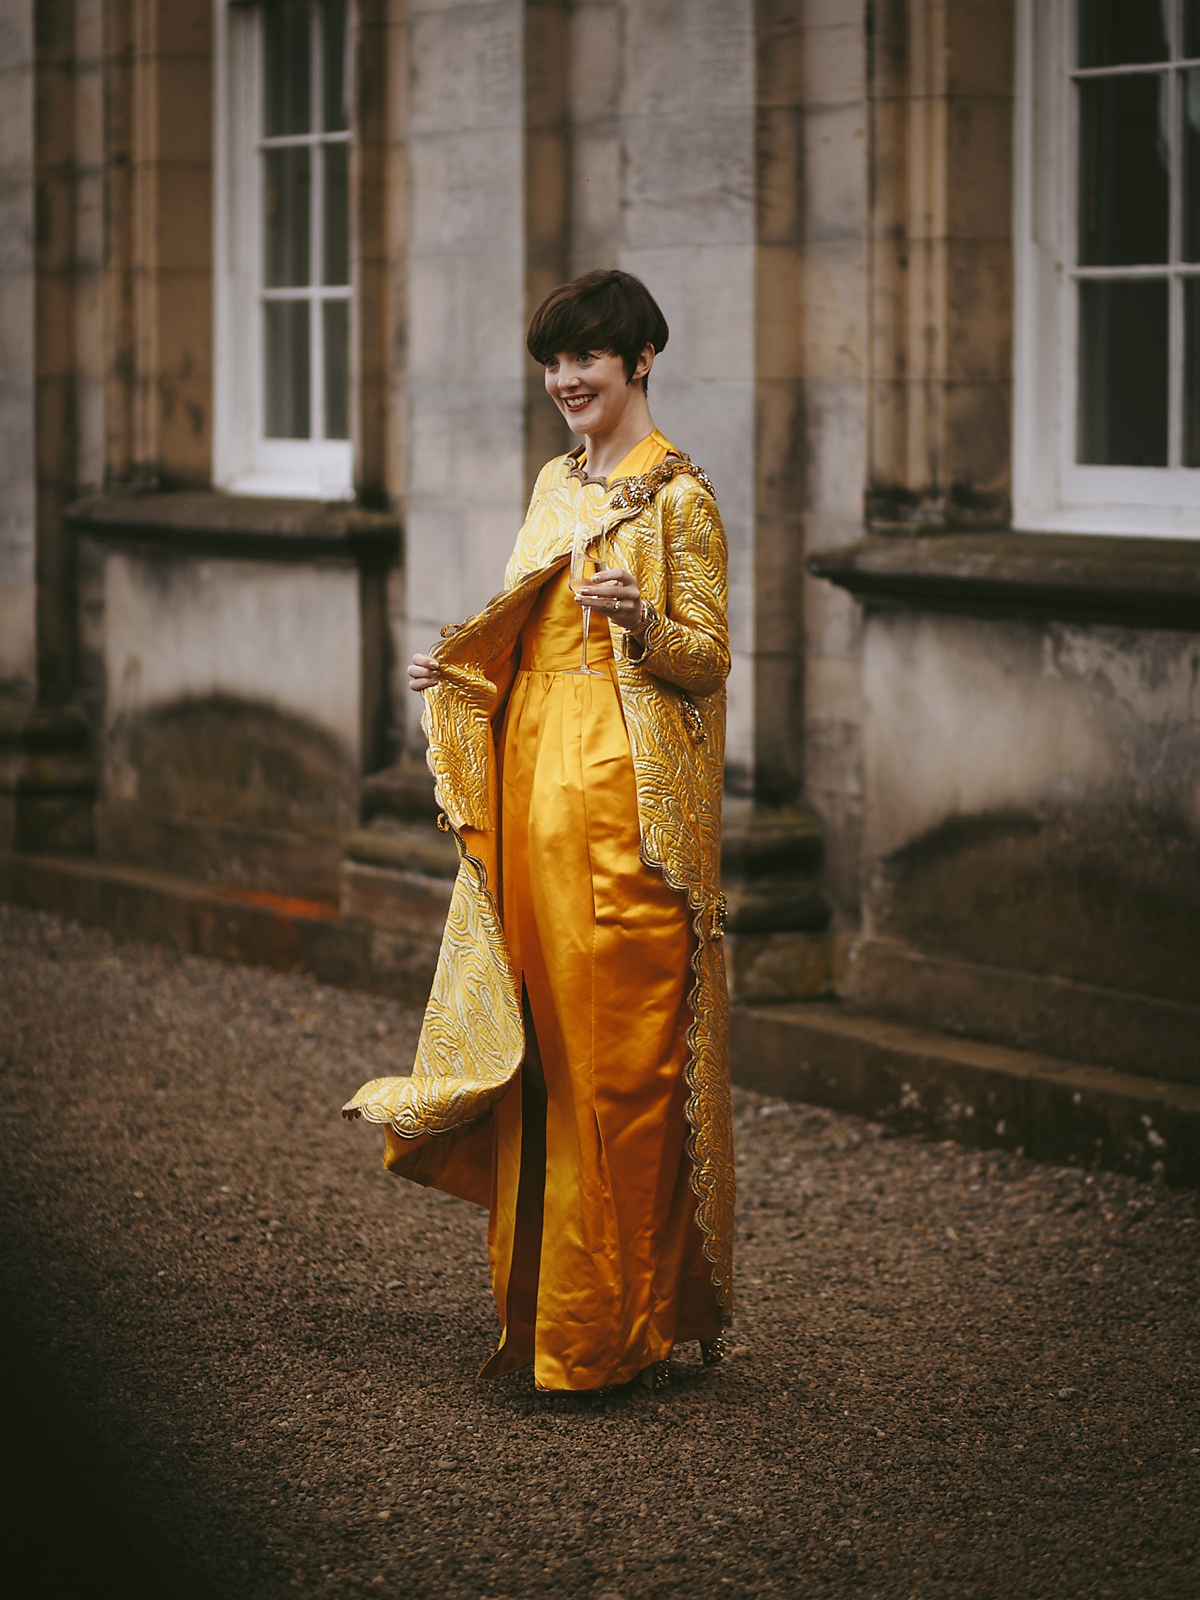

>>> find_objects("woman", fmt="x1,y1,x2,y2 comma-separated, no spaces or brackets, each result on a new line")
344,270,734,1392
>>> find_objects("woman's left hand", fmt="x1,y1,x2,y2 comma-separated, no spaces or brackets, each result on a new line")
576,568,646,633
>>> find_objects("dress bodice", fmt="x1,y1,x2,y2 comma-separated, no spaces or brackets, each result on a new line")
516,428,677,674
517,569,613,671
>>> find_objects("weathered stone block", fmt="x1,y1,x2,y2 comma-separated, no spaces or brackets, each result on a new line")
801,101,868,245
846,940,1200,1089
151,59,212,164
725,929,832,1003
96,799,344,903
409,2,521,134
730,1001,1200,1186
340,859,453,936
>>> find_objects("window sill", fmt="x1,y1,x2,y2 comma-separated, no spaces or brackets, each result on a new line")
67,491,401,566
807,531,1200,630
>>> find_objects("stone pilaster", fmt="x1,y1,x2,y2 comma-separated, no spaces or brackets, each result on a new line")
522,0,571,498
866,0,1014,530
403,0,528,751
0,0,96,845
612,0,759,796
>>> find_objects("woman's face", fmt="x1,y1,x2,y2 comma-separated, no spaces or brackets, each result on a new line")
543,345,653,436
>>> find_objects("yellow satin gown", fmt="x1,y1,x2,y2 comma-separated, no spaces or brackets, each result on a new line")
485,431,722,1390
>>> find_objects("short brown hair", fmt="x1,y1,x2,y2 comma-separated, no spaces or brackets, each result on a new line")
526,269,669,390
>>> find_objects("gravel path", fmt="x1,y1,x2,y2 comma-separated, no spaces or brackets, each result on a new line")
1,903,1197,1600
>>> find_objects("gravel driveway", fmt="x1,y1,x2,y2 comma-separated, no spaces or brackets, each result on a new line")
1,903,1196,1600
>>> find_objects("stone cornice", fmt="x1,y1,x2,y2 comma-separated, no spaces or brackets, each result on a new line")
807,532,1200,630
67,492,401,566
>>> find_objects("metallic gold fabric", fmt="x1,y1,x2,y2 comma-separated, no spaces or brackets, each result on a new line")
343,433,734,1329
484,565,720,1387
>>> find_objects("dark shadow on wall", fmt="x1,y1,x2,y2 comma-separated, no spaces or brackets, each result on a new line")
106,695,360,839
869,804,1200,1005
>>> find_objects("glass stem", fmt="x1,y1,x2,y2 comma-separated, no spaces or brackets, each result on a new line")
580,602,592,672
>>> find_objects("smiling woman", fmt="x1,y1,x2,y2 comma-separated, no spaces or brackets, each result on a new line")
528,270,670,478
344,270,734,1393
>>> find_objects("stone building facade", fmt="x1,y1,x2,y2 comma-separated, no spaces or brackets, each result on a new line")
1,0,1197,1178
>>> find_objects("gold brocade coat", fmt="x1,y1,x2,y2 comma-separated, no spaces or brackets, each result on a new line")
343,449,735,1319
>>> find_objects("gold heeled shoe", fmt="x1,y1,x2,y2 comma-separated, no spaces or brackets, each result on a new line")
638,1359,671,1391
700,1335,729,1366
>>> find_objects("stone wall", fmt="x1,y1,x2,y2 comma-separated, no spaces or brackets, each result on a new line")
2,0,1052,999
850,601,1200,1081
399,0,848,828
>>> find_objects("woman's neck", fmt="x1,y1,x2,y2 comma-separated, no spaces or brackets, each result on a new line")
583,394,656,482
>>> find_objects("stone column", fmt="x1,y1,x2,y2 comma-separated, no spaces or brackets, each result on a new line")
522,0,571,496
403,0,529,752
0,0,93,856
560,0,837,998
610,0,759,795
866,0,1014,529
128,0,214,487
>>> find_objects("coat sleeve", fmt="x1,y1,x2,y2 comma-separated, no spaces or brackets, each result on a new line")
628,475,730,696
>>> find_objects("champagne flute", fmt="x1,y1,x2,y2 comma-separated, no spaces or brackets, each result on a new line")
564,527,606,677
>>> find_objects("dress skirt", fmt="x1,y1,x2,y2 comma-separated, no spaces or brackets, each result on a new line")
487,568,720,1390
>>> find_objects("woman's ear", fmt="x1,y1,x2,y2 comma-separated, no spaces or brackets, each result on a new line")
632,344,655,386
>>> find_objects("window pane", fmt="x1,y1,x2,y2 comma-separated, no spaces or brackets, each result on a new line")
264,0,312,137
1078,75,1169,266
1078,279,1168,466
264,146,311,287
322,143,349,286
1185,280,1200,466
323,300,349,440
1186,0,1200,59
1078,0,1168,69
1186,71,1200,260
264,301,311,439
322,0,349,133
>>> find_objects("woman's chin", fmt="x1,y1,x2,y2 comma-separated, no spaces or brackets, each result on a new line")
560,404,597,433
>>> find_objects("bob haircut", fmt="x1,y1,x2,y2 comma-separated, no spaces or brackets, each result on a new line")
526,269,669,391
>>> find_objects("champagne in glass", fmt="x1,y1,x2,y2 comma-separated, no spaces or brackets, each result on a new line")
564,528,605,677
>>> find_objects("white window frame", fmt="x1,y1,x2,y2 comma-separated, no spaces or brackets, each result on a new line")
213,0,354,501
1013,0,1200,537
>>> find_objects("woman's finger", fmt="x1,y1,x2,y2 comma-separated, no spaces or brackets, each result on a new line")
407,653,440,693
579,576,638,599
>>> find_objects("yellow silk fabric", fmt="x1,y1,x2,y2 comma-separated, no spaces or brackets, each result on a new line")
487,431,721,1390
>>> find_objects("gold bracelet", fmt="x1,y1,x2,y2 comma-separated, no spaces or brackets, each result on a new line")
632,600,660,643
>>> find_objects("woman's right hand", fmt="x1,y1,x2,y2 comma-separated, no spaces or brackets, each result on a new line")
408,652,440,693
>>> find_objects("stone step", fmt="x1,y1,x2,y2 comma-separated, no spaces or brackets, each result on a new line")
360,754,441,823
845,938,1200,1089
0,851,441,1005
341,817,459,879
6,850,1195,1185
731,1001,1200,1187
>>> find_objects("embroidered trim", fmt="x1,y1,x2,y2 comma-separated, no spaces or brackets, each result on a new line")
564,445,610,490
679,691,706,744
563,447,715,506
608,454,715,512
